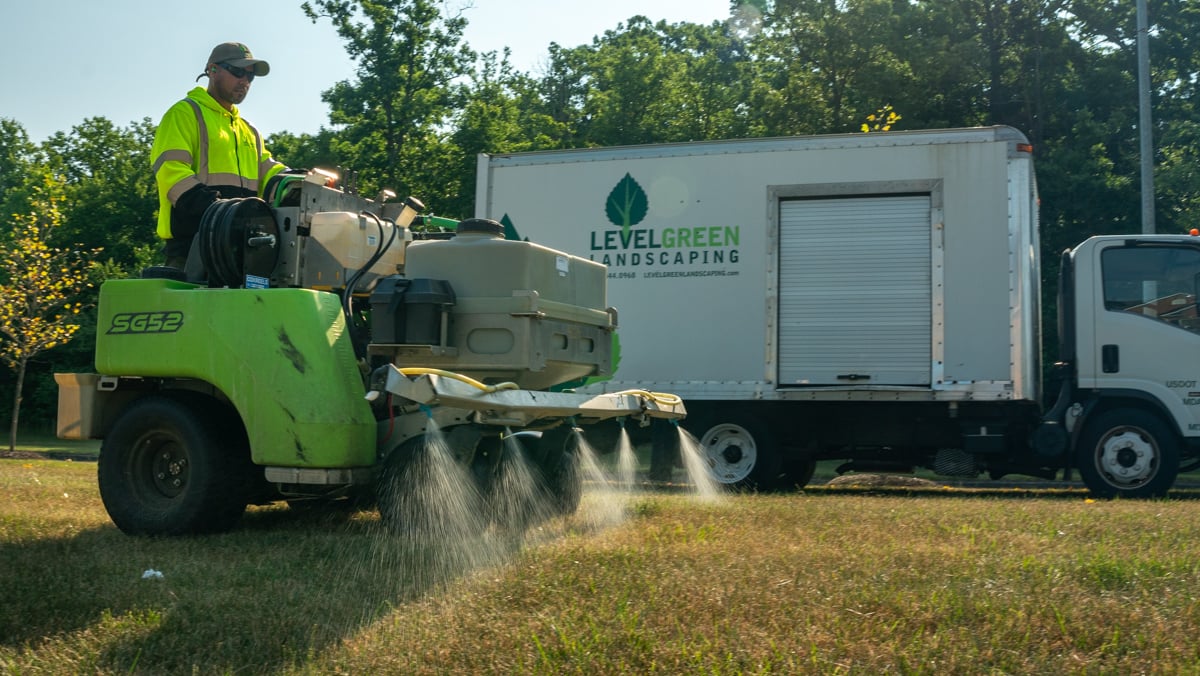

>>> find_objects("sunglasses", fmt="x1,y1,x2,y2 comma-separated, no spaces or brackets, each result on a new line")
217,62,255,82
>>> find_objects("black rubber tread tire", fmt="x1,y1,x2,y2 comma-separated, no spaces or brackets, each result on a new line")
98,393,250,535
1077,408,1180,499
782,455,818,490
684,414,783,491
538,426,583,516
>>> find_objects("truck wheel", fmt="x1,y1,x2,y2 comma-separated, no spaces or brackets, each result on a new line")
377,435,485,536
98,395,249,535
783,455,817,489
688,417,782,490
1077,408,1180,499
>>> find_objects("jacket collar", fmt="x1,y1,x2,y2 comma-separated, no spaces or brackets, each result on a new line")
187,86,240,120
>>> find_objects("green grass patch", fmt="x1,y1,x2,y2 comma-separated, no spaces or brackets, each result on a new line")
4,458,1200,673
3,432,99,459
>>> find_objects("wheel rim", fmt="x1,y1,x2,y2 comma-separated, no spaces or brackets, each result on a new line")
1094,427,1159,489
129,432,190,503
701,424,757,484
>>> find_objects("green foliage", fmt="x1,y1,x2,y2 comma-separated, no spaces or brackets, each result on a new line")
1,0,1199,428
266,128,345,174
302,0,476,214
41,117,158,268
0,170,102,451
530,18,753,147
0,118,42,228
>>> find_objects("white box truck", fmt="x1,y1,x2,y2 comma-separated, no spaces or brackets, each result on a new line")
475,126,1200,498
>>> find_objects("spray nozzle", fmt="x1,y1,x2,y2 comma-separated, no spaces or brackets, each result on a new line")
419,404,433,419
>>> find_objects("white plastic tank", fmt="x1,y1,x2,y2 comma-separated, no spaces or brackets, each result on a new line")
404,219,606,310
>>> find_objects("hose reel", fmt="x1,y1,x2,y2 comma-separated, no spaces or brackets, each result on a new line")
196,197,280,288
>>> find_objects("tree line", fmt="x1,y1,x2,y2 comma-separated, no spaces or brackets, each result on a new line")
1,0,1198,432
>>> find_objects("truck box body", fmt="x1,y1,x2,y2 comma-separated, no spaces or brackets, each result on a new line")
476,127,1040,405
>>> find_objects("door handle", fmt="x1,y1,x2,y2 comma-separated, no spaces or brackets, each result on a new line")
1102,344,1119,373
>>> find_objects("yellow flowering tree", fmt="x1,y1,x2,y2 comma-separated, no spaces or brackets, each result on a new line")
0,172,101,452
860,104,902,133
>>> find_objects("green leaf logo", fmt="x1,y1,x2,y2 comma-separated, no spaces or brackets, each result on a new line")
605,173,648,235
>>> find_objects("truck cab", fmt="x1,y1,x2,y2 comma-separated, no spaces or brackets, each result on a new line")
1064,234,1200,496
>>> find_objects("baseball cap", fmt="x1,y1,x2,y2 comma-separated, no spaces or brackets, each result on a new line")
201,42,270,78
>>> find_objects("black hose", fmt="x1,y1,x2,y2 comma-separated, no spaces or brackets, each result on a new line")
342,211,400,360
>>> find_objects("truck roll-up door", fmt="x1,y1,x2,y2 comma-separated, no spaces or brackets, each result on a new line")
778,195,932,386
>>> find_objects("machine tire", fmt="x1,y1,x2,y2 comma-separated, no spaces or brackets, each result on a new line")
475,428,581,532
98,394,250,535
539,426,583,516
686,415,782,490
377,435,485,537
1077,408,1180,499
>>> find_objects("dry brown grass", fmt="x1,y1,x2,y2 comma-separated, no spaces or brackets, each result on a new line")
4,458,1200,674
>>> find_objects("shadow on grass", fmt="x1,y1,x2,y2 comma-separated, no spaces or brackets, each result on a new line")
806,483,1200,500
641,474,1200,501
0,505,523,674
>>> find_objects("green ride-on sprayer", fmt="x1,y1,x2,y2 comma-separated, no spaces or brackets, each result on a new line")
55,171,685,536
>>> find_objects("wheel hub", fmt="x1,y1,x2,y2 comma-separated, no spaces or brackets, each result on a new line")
1097,429,1156,486
145,440,188,498
721,446,745,465
702,424,757,484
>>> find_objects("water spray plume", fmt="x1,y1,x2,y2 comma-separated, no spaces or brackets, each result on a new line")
675,426,724,502
616,425,638,492
571,431,628,530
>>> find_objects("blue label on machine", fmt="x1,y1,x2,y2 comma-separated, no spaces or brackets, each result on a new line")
245,274,270,289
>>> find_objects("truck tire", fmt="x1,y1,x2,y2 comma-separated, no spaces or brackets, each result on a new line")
783,455,817,489
1077,408,1180,499
377,435,485,537
98,394,250,535
687,416,782,490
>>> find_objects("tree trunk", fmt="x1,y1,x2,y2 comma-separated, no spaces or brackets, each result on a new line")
8,358,27,453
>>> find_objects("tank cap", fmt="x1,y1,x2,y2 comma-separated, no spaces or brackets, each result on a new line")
456,218,504,237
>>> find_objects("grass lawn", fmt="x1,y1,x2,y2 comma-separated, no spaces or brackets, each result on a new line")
1,432,98,459
3,457,1200,674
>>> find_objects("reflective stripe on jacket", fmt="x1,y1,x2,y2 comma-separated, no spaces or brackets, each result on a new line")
150,86,286,240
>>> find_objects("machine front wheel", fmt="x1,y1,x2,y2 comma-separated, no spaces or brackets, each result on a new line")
98,394,249,535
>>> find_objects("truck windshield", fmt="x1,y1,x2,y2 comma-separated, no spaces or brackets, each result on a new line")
1102,245,1200,332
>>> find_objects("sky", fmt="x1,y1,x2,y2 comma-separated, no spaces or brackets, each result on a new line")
0,0,733,144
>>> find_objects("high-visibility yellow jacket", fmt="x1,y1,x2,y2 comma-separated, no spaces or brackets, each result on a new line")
151,86,286,242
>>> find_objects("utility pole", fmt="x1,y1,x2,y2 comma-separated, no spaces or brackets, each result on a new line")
1137,0,1154,233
